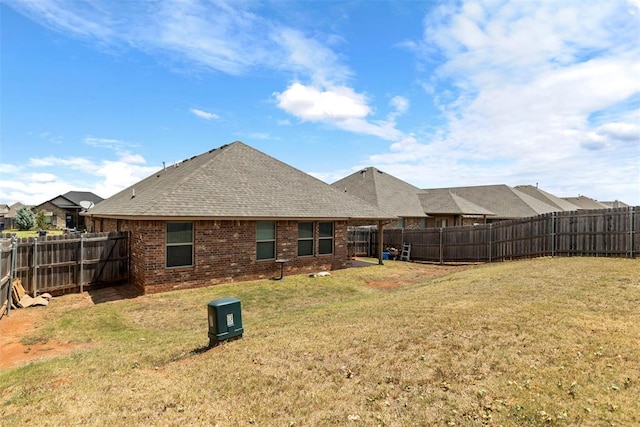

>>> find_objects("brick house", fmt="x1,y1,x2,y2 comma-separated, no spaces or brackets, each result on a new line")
84,142,395,294
34,191,104,230
332,167,430,229
331,168,582,227
332,167,494,228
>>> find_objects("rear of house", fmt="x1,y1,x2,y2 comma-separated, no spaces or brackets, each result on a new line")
86,142,394,293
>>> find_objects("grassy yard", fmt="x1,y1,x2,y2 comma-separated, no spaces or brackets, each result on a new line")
1,257,638,426
1,229,64,238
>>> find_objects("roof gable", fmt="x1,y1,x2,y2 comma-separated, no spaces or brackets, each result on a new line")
513,185,579,211
422,184,560,218
62,191,104,206
87,142,394,220
418,190,495,215
331,167,427,218
561,196,610,210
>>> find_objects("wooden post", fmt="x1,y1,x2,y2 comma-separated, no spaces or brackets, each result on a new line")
80,233,84,293
488,223,493,263
629,206,635,259
439,228,443,265
378,220,384,265
8,239,17,316
33,237,38,296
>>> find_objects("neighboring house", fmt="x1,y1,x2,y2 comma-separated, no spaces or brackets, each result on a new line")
331,168,564,227
34,191,104,230
331,167,428,228
600,200,631,208
2,202,26,230
0,204,8,230
421,185,561,222
561,195,610,210
84,142,395,294
513,185,580,212
417,190,495,227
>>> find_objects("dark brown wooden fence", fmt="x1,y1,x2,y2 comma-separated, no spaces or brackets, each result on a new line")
1,232,129,316
353,207,638,263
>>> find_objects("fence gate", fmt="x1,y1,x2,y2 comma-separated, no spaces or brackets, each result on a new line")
0,231,129,317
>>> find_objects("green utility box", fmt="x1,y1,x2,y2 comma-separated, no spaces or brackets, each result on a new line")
208,297,243,346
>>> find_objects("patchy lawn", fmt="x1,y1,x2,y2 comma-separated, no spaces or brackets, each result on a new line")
1,257,638,426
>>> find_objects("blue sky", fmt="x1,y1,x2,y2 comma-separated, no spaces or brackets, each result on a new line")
1,0,639,207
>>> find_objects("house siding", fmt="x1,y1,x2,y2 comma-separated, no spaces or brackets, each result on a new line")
91,218,348,294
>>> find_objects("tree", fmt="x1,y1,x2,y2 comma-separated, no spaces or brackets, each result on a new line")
15,207,35,231
35,209,49,230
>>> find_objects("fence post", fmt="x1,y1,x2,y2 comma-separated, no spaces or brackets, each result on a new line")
551,212,556,257
439,228,443,265
630,207,635,259
33,237,38,297
9,238,18,316
490,223,493,262
80,233,85,293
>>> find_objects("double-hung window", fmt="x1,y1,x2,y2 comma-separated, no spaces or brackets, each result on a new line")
318,222,334,255
256,222,276,260
297,222,314,257
166,222,193,268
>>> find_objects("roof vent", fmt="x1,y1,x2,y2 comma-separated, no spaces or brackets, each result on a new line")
131,188,136,198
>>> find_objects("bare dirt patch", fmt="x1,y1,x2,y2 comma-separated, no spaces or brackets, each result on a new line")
1,285,141,371
0,307,83,371
365,261,474,289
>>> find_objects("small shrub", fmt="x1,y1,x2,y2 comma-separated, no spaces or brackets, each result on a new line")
15,207,35,231
35,209,50,230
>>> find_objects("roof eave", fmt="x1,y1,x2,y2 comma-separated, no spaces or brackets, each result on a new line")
85,213,397,221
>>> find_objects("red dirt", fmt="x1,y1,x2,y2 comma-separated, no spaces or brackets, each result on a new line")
0,306,84,371
0,285,141,371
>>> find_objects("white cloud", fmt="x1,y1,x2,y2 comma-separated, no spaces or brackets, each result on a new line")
190,108,220,121
1,135,159,205
30,173,57,183
367,0,640,204
8,0,350,85
274,82,370,121
93,160,157,199
274,82,405,141
596,121,640,142
271,28,352,86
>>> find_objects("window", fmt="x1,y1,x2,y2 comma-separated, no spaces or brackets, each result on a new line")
298,222,314,257
256,221,276,260
166,222,193,268
318,222,334,255
396,219,404,228
436,219,448,228
419,218,426,228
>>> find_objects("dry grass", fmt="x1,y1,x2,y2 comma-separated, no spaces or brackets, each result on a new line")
1,257,638,426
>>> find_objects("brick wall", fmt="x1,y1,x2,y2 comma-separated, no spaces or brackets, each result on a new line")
90,218,349,293
36,202,67,229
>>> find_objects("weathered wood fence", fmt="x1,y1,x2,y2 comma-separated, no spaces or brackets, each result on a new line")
1,232,129,317
351,207,638,263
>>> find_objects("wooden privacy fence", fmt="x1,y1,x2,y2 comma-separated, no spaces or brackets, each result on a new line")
352,207,638,263
0,232,129,316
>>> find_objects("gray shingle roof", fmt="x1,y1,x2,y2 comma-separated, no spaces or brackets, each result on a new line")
418,190,495,215
62,191,104,207
513,185,579,211
561,196,610,210
331,167,427,218
423,184,560,219
86,142,395,220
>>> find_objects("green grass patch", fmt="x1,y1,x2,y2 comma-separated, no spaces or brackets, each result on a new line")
1,257,638,426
